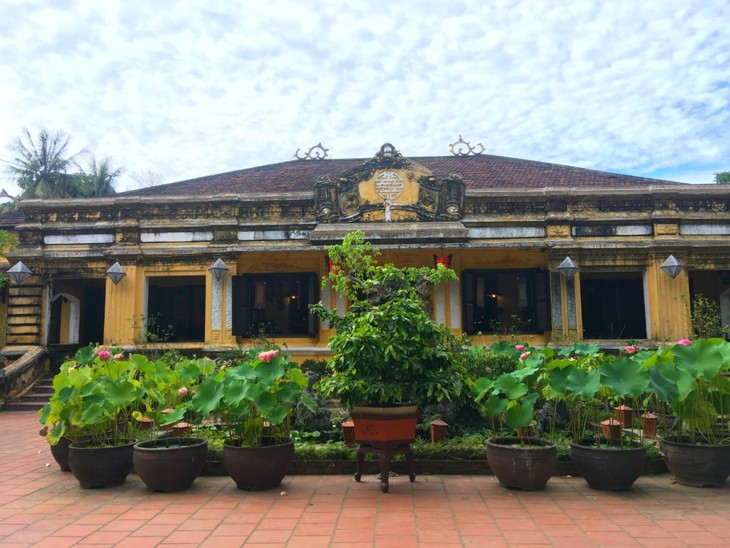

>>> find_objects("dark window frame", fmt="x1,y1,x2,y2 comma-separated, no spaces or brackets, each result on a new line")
232,272,319,338
579,271,647,340
462,269,550,335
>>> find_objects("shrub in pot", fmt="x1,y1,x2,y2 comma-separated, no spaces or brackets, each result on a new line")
180,346,316,490
38,345,146,488
132,356,215,492
645,338,730,487
311,230,469,448
546,343,648,491
133,354,216,429
474,343,557,491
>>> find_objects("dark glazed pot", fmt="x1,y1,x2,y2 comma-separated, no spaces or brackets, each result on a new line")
68,441,136,489
570,441,646,491
49,437,72,471
133,438,208,492
661,436,730,487
487,437,557,491
224,438,294,490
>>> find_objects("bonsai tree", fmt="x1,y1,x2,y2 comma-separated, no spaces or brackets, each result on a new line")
311,230,468,409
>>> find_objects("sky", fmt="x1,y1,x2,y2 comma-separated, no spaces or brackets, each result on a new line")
1,0,728,195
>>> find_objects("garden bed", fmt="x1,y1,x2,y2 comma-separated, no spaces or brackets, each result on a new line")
201,455,668,477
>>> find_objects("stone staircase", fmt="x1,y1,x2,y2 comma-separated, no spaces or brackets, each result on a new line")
3,375,53,412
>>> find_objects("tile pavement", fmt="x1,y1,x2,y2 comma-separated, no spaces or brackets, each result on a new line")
1,411,728,547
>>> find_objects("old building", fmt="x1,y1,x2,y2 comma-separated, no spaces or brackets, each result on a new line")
3,142,730,366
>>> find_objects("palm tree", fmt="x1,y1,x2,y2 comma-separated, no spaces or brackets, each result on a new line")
76,156,121,197
3,128,84,199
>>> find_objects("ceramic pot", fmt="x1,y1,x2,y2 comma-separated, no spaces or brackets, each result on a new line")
68,440,136,489
487,437,557,491
351,405,418,449
600,418,622,441
661,436,730,487
133,438,208,492
570,441,647,491
224,438,294,490
49,437,72,471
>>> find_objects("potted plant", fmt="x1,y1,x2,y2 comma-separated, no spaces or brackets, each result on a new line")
38,345,146,488
646,338,730,487
311,230,468,449
547,343,649,491
132,355,215,493
474,342,558,491
181,346,316,490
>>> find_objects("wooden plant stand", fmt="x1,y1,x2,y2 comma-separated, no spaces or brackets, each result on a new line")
354,443,416,493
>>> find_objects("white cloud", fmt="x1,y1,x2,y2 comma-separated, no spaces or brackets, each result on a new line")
0,0,728,195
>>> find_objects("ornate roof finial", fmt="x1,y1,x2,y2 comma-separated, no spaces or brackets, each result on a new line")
295,142,329,160
449,135,484,156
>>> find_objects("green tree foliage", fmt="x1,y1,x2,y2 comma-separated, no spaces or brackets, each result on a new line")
3,128,121,199
3,128,83,199
715,172,730,184
76,156,121,197
0,229,18,290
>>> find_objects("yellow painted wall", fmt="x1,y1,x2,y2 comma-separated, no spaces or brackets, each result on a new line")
96,247,693,353
104,265,141,345
645,259,691,342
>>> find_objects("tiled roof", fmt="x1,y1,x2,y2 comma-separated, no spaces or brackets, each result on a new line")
0,209,24,228
120,154,685,197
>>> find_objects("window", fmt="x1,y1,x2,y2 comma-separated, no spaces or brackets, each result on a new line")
580,272,646,339
147,276,206,342
232,273,318,338
462,270,550,335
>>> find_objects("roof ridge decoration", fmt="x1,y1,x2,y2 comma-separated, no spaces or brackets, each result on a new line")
294,142,329,160
314,143,465,224
449,135,484,156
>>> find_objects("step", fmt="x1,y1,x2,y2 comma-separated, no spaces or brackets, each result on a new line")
2,376,54,411
2,401,44,412
20,394,52,403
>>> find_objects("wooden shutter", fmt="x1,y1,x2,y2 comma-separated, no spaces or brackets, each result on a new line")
463,271,475,333
231,276,251,337
533,270,550,332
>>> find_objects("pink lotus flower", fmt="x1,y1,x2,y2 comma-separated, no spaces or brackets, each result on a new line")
178,387,188,396
515,344,525,351
97,349,111,361
624,345,640,355
113,353,124,360
519,351,531,361
677,338,691,346
258,349,280,363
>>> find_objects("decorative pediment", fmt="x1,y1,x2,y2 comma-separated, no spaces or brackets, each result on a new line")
314,143,465,223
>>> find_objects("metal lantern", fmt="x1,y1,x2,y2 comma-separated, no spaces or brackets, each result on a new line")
660,255,685,279
557,256,579,281
209,258,229,281
7,261,32,284
106,262,126,285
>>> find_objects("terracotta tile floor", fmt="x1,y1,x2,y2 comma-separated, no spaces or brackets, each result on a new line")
2,411,729,547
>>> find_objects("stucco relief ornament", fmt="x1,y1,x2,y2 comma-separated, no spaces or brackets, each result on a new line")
449,135,484,156
294,142,329,160
374,171,404,222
